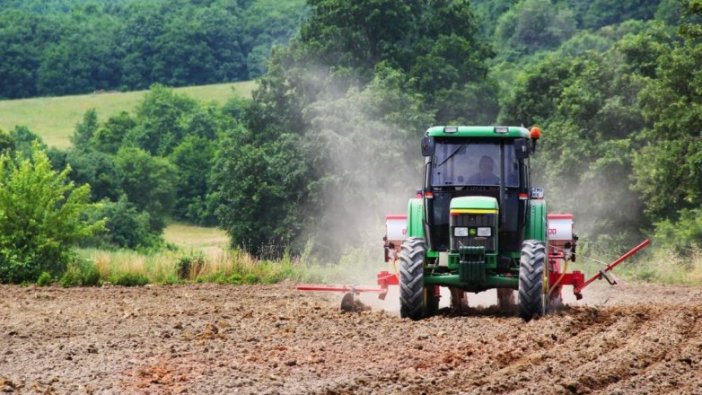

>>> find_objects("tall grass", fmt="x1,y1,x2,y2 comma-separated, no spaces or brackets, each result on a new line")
571,238,702,286
615,248,702,285
78,247,319,286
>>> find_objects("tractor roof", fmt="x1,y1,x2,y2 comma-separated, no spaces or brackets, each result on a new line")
426,126,530,139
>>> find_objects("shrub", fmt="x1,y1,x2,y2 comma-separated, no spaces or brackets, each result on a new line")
243,273,260,284
60,258,101,287
36,272,53,287
654,208,702,257
176,252,205,280
110,272,149,286
227,273,243,284
84,197,163,250
0,146,103,283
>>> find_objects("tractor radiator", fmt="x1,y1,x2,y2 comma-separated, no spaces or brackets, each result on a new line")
450,213,497,252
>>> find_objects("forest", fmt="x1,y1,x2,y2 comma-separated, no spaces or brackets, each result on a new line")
0,0,306,98
1,0,701,284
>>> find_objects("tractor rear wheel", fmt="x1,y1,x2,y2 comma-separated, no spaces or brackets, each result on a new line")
399,237,434,320
518,240,548,321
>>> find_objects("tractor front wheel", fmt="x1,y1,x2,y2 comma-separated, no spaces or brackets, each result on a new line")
518,240,548,321
399,237,435,320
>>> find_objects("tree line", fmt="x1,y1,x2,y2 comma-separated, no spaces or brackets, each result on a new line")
0,0,306,99
230,0,702,257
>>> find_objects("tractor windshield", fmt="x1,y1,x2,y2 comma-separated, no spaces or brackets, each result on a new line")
431,141,519,187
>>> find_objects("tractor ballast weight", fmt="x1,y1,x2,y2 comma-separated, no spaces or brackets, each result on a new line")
298,126,650,321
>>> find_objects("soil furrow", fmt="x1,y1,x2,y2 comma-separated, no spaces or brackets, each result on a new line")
0,282,700,394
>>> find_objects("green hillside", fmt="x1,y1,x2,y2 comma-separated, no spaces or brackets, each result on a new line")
0,81,255,148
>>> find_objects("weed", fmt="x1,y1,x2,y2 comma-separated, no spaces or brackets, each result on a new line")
176,252,205,280
110,272,149,287
60,258,101,287
36,272,52,287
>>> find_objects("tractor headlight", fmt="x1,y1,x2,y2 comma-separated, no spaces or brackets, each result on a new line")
477,227,492,237
454,227,469,237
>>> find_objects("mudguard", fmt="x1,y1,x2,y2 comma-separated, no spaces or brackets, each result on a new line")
406,198,424,238
525,199,547,242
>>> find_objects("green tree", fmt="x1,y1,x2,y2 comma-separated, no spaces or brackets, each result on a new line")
0,146,102,283
240,0,497,257
9,126,47,159
574,0,661,29
0,129,15,156
170,135,216,224
494,0,577,60
84,197,162,249
500,39,655,244
210,127,313,257
115,147,177,232
63,148,123,202
91,111,137,154
633,44,702,219
71,108,99,149
128,84,198,156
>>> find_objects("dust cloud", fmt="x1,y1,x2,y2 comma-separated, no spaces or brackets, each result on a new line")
299,69,426,286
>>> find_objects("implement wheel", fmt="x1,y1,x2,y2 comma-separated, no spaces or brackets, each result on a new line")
518,240,548,321
399,237,436,320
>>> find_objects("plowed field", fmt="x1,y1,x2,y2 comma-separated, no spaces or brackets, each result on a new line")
1,282,701,394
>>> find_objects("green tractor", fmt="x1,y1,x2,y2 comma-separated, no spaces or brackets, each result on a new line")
399,125,559,321
299,125,650,319
297,126,650,321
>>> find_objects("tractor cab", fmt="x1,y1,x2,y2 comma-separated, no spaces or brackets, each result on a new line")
421,126,533,258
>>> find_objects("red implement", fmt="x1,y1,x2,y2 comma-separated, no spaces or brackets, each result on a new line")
548,239,650,299
296,271,399,300
575,239,651,295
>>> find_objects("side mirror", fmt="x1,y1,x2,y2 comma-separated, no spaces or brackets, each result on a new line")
514,138,530,159
421,136,435,157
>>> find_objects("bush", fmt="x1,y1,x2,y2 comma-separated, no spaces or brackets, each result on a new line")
0,146,103,283
84,197,163,250
59,258,101,287
227,273,243,284
36,272,52,287
110,272,149,287
176,252,205,280
653,208,702,256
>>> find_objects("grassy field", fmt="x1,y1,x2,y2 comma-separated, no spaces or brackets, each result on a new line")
163,222,230,259
0,81,256,149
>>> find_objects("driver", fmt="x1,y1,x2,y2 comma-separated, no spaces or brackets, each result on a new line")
467,155,500,185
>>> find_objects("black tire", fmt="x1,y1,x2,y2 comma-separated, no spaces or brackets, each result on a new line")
518,240,548,321
399,237,432,320
426,285,440,316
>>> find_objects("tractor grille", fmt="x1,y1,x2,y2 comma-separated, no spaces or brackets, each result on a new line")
450,214,497,252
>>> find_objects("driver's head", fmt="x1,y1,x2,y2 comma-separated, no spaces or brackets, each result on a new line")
478,155,494,174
